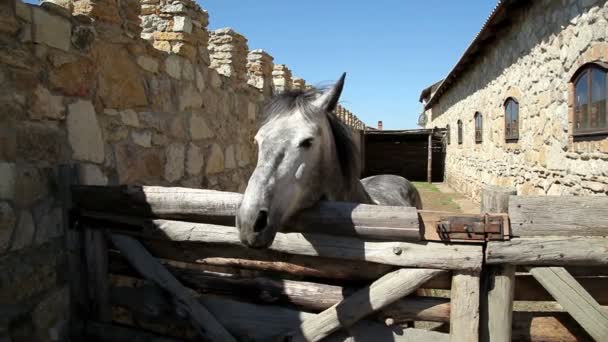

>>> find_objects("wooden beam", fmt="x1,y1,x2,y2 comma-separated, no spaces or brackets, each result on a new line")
509,196,608,237
85,321,185,342
110,284,450,342
139,239,397,282
72,186,420,241
482,265,515,342
84,228,110,322
529,267,608,341
59,164,88,339
427,131,433,183
480,185,515,342
450,271,480,342
84,215,483,270
286,268,445,342
486,237,608,266
109,234,237,342
109,253,450,321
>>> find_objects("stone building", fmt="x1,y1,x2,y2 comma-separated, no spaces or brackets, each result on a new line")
420,0,608,201
0,0,364,339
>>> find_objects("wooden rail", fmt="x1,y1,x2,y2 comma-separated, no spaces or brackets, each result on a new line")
67,184,608,342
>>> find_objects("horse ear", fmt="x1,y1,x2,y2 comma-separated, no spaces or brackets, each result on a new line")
313,72,346,113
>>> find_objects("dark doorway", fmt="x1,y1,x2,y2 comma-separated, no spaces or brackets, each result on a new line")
363,129,445,182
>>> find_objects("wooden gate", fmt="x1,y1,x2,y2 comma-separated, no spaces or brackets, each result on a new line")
66,183,608,341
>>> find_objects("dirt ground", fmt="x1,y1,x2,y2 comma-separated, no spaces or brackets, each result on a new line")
413,182,479,214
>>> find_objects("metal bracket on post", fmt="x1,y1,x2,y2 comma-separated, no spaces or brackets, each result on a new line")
436,214,508,241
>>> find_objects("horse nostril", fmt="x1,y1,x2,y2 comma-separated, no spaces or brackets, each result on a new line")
253,210,268,233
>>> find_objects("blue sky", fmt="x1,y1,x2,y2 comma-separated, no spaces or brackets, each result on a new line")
200,1,497,129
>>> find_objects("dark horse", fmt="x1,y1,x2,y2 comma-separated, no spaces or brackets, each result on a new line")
237,73,422,248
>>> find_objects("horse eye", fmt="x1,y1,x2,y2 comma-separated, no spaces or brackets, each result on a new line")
298,138,314,149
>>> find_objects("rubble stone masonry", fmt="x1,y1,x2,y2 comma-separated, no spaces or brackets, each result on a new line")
0,0,364,340
426,0,608,201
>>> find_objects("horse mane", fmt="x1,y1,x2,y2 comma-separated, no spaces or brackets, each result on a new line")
263,89,362,188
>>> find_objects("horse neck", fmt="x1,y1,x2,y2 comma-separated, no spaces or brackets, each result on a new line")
321,133,372,204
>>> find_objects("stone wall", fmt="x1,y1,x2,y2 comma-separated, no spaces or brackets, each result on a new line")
0,0,364,340
426,0,608,201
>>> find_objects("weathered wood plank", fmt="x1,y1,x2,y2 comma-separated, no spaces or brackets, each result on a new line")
450,271,480,342
59,164,88,339
529,267,608,341
110,284,449,342
482,265,515,342
510,196,608,236
72,186,420,241
480,185,515,214
84,214,483,270
110,253,450,321
85,321,185,342
480,186,515,342
486,236,608,266
84,228,110,322
140,239,396,282
514,274,608,304
286,268,445,342
109,234,237,342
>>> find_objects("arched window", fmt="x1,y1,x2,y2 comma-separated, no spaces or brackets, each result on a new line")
446,124,451,145
457,120,463,145
573,63,608,134
474,112,483,143
505,98,519,141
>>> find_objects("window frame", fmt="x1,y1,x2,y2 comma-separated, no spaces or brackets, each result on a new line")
474,112,483,144
504,97,519,142
446,124,451,145
457,120,463,145
572,62,608,137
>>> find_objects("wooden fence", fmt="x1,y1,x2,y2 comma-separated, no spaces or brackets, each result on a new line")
65,181,608,341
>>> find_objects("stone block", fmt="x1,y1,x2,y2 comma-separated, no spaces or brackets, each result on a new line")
78,163,108,186
0,162,15,200
136,55,159,73
120,109,140,127
17,122,64,163
224,145,236,169
67,100,105,163
115,144,165,183
15,165,50,207
186,143,204,176
95,43,147,108
205,143,224,174
12,210,35,251
30,85,65,121
34,203,63,245
48,56,95,97
169,116,187,139
131,130,152,147
165,55,183,79
0,202,15,253
0,241,61,302
32,7,71,51
32,286,69,341
190,114,214,139
182,59,194,80
178,84,202,110
173,16,192,33
173,41,197,61
164,143,185,182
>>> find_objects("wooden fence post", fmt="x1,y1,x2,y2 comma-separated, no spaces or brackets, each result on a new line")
84,228,111,322
59,164,88,339
480,185,516,342
450,270,480,341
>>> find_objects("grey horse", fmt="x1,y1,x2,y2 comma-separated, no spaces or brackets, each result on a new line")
237,73,422,248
